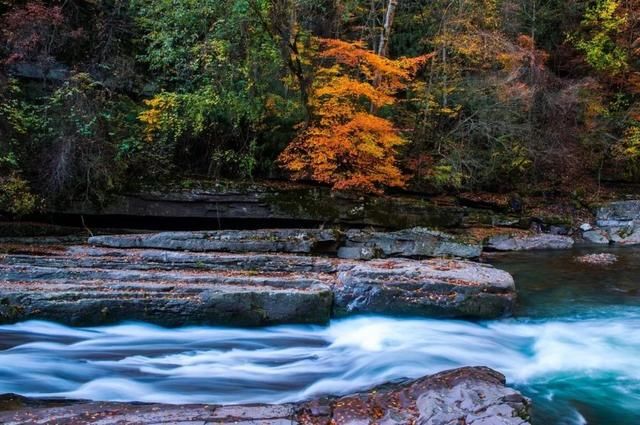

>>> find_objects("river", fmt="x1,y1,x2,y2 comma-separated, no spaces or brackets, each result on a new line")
0,246,638,425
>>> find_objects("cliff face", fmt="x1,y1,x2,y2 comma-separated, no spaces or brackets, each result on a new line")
47,183,513,230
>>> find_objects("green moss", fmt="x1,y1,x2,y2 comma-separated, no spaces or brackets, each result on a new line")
264,187,342,223
265,186,466,229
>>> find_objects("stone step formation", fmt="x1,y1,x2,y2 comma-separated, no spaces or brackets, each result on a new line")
0,240,515,326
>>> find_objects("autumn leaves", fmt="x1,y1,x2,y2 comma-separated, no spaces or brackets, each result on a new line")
279,39,428,193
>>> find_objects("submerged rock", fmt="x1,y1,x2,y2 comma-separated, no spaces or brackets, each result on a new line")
0,243,516,325
0,367,531,425
338,227,482,260
485,233,574,251
574,253,618,266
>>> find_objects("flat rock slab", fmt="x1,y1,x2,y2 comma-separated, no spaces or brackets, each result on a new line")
334,258,515,318
89,228,483,260
88,229,341,254
0,367,531,425
338,227,482,260
485,234,574,251
0,245,516,326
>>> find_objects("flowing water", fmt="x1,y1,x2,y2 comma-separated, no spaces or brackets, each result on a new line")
0,246,639,424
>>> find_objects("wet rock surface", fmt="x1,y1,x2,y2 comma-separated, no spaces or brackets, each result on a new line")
0,367,531,425
485,233,575,251
0,239,516,325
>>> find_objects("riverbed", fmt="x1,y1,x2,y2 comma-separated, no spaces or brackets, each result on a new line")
0,246,638,425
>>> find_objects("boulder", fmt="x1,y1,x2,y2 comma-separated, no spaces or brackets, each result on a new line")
334,258,515,318
0,243,517,325
579,223,593,232
607,226,640,246
582,229,610,245
0,367,531,425
89,229,341,254
339,227,482,260
485,233,574,251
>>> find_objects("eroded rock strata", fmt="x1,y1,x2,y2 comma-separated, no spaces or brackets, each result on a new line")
0,240,516,326
0,367,531,425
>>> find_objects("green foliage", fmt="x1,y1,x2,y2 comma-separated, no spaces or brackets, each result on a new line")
3,0,640,202
0,174,38,217
611,121,640,178
133,0,303,178
574,0,628,74
21,73,141,204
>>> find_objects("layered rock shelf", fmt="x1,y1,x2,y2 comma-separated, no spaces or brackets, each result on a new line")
88,229,342,255
579,200,640,245
88,227,482,259
0,230,516,326
47,183,516,230
0,367,531,425
485,233,575,251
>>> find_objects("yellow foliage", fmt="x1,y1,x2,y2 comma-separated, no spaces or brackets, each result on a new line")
138,93,179,142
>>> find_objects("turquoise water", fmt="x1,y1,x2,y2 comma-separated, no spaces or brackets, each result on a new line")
0,246,638,424
489,246,640,424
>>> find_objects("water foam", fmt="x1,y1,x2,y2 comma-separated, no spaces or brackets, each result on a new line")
0,312,638,424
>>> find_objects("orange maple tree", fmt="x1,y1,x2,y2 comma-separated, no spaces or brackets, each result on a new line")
279,38,428,194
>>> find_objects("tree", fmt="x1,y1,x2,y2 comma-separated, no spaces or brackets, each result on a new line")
574,0,629,75
279,37,426,193
378,0,398,57
134,0,297,178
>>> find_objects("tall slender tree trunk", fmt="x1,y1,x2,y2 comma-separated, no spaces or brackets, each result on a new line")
371,0,398,113
377,0,398,57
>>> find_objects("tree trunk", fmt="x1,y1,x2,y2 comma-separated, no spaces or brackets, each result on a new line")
377,0,398,57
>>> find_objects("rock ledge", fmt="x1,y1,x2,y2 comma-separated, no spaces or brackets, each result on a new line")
0,241,516,326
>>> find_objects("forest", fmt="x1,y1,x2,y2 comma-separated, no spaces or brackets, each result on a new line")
1,0,640,214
